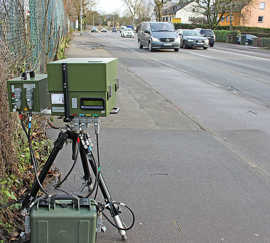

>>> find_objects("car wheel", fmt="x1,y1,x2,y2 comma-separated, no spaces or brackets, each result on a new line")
183,41,187,49
203,47,208,50
180,41,183,48
138,40,143,49
174,48,179,52
148,41,153,52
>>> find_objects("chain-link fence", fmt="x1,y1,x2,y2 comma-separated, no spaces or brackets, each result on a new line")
253,37,270,48
0,0,28,73
29,0,68,71
0,0,68,73
0,0,69,240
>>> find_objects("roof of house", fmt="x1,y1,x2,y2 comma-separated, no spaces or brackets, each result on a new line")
162,0,194,15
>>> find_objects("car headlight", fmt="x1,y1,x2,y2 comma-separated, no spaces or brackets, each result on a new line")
205,39,209,44
151,37,160,42
187,39,194,42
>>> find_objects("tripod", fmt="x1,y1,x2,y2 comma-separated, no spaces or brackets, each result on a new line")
21,117,128,241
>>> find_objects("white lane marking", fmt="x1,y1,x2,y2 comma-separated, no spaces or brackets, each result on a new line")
209,48,270,62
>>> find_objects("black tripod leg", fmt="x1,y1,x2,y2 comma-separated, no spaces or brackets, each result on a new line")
21,131,69,209
87,153,128,240
79,145,92,185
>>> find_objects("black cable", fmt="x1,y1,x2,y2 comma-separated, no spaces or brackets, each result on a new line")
28,119,49,196
54,188,79,200
54,138,79,189
19,113,49,196
53,132,98,199
0,114,49,209
94,132,101,200
99,202,135,231
19,114,28,136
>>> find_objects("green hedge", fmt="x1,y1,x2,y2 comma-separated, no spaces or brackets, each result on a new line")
174,23,207,30
213,30,240,43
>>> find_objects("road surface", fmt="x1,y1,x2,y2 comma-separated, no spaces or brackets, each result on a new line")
49,32,270,243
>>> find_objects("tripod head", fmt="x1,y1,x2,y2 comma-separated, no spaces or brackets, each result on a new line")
69,116,100,135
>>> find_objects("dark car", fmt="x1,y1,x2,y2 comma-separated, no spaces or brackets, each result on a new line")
137,22,180,52
112,27,117,32
237,34,257,45
178,29,209,49
195,28,215,47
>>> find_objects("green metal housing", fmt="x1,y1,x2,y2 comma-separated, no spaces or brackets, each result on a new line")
47,58,119,117
7,74,49,113
30,199,97,243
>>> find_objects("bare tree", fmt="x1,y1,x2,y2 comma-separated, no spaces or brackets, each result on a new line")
122,0,144,25
138,0,153,22
71,0,96,30
193,0,252,29
153,0,164,22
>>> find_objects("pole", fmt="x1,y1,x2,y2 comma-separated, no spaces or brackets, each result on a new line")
80,0,83,34
229,0,233,30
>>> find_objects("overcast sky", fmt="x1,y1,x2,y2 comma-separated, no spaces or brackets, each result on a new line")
96,0,125,15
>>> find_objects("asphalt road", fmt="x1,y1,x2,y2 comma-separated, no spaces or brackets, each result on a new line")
49,32,270,243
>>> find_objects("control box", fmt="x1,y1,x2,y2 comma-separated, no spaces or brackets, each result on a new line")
7,74,49,113
47,58,119,118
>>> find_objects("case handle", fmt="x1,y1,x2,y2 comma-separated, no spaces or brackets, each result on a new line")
50,195,80,210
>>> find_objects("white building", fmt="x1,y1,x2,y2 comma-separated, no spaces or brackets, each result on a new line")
175,1,205,24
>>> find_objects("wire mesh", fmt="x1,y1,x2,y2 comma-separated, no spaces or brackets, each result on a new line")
0,0,68,72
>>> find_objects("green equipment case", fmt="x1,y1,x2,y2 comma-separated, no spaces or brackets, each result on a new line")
30,197,97,243
47,58,119,118
7,74,49,113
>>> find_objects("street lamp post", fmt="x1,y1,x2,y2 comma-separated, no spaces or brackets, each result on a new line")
229,0,233,30
80,0,83,35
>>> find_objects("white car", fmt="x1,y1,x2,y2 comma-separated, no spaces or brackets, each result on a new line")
100,28,108,32
121,29,135,38
120,26,127,34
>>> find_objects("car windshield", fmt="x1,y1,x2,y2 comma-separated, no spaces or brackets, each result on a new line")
183,30,200,36
150,23,175,32
201,30,213,35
